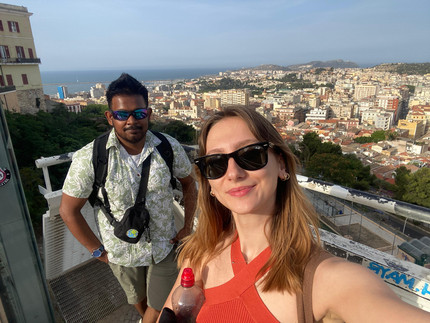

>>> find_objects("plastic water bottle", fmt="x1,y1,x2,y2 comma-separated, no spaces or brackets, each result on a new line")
171,268,205,323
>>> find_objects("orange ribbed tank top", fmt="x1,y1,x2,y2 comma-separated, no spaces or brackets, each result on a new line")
196,237,276,322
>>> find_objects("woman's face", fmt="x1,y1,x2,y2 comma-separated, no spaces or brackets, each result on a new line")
205,116,285,217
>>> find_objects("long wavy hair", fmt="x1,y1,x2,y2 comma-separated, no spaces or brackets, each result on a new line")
179,106,321,293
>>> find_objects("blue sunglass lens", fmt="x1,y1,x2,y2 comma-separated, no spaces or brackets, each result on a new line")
112,109,147,120
133,109,147,119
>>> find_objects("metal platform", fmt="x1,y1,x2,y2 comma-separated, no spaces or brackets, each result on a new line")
48,260,127,323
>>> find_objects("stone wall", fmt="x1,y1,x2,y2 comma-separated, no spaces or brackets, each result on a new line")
16,88,47,114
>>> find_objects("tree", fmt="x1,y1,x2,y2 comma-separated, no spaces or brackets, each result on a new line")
393,166,411,200
298,132,321,163
371,130,386,142
354,130,390,144
402,168,430,208
6,105,110,228
296,132,341,166
305,153,375,190
150,120,196,144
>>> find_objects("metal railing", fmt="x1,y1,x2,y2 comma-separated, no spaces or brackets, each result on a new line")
0,57,41,64
34,152,430,225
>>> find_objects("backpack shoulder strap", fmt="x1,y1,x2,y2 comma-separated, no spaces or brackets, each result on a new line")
152,131,177,189
88,131,110,207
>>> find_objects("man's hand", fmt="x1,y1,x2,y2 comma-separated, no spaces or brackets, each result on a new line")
170,226,192,244
97,251,109,264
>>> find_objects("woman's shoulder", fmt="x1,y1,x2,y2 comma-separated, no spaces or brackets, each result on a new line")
311,254,422,322
200,234,237,289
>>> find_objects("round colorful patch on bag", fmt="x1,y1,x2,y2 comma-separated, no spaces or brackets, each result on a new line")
126,229,138,238
0,167,11,187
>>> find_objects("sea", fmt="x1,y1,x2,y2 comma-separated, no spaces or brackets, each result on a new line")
40,67,231,96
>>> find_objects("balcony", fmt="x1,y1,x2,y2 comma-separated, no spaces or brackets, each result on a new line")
0,85,16,93
0,57,41,64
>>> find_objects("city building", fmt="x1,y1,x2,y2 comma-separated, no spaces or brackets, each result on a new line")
374,112,394,130
361,109,380,127
203,92,221,110
0,3,45,113
305,106,329,123
57,85,68,99
377,95,400,121
407,105,430,132
90,83,106,99
220,88,250,106
397,119,426,139
330,103,354,119
353,84,379,101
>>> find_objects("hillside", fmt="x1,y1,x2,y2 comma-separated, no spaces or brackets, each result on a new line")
239,59,359,72
371,63,430,75
287,59,359,70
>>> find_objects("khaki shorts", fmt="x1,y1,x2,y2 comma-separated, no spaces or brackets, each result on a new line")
109,247,178,310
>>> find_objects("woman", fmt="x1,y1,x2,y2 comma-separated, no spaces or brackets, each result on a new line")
160,106,430,322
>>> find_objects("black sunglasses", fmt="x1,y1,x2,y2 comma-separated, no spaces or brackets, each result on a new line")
194,142,273,179
111,108,148,121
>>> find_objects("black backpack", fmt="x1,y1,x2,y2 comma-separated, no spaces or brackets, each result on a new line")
88,130,177,209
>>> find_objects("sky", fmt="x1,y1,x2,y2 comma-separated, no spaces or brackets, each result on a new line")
5,0,430,71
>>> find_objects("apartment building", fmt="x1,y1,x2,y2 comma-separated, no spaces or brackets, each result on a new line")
57,85,68,99
220,88,250,107
397,119,426,139
354,84,379,101
377,95,400,121
374,112,394,130
330,103,354,119
0,3,45,113
414,86,430,103
305,107,329,123
203,92,221,110
90,83,106,99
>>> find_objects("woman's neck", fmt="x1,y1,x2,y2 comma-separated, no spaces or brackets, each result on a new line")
233,213,271,263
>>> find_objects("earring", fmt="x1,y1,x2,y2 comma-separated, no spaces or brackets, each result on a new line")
210,191,215,197
281,173,290,181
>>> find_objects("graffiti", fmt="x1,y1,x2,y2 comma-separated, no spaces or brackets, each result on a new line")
368,262,430,297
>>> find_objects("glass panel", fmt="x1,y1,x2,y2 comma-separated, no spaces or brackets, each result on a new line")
0,104,54,322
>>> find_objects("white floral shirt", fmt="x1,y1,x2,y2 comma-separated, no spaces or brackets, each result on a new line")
62,130,192,267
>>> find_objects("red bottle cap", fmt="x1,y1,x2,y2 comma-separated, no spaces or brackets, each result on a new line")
181,268,195,287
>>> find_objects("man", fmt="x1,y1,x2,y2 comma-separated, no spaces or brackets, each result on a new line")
59,73,197,322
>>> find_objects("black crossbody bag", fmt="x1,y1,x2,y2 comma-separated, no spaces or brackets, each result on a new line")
96,155,152,244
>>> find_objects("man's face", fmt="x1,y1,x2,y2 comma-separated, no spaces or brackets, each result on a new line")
105,94,152,150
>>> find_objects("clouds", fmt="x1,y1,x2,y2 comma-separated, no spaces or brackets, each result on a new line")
8,0,430,71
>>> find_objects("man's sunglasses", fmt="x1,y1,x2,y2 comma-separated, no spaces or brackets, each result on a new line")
110,108,148,121
194,142,273,179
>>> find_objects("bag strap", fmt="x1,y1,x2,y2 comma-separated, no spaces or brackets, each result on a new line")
134,154,152,205
98,154,152,229
152,131,177,189
296,249,333,323
88,131,110,208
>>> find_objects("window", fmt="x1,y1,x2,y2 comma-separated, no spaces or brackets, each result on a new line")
6,75,13,86
21,74,28,85
28,48,34,59
16,46,25,58
0,20,3,32
0,75,4,87
8,21,20,33
0,45,10,59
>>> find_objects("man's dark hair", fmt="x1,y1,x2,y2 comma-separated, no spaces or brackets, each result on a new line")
106,73,149,108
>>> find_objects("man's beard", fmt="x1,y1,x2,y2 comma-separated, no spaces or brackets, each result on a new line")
116,126,146,144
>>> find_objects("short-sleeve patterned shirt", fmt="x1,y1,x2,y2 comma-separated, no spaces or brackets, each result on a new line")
62,130,192,267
